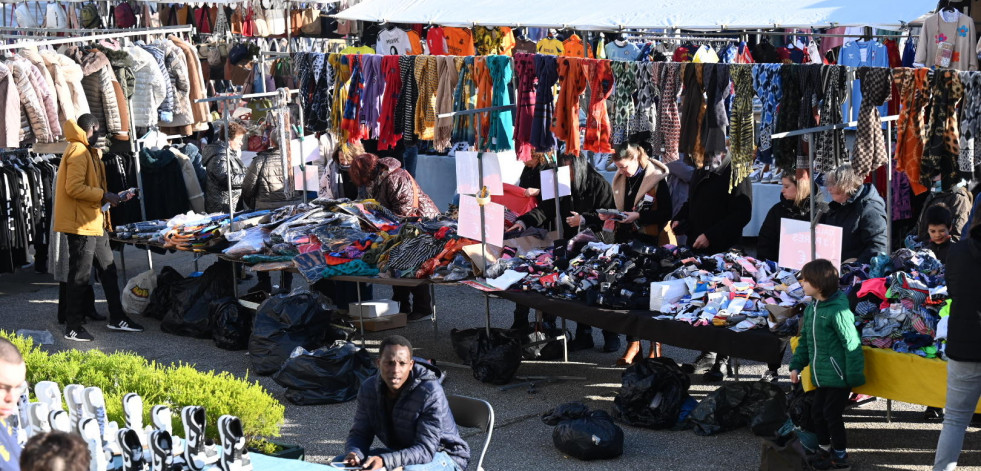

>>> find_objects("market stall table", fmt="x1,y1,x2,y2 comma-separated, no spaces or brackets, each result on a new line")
494,290,787,369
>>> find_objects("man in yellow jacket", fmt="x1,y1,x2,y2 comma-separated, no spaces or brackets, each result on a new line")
53,115,144,342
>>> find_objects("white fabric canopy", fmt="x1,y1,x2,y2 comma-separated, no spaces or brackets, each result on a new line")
334,0,930,30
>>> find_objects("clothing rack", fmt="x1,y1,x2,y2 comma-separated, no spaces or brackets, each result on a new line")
0,25,193,50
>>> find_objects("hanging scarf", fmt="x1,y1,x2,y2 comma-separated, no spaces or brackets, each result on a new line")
752,63,782,166
341,54,366,141
851,67,892,177
702,63,730,157
377,55,403,151
360,54,385,139
957,71,981,173
583,58,614,154
730,64,755,191
654,62,682,162
552,57,588,156
329,53,350,138
531,54,558,151
486,55,514,152
630,62,657,141
797,64,823,170
815,65,847,173
773,64,802,172
433,56,459,152
473,57,493,147
893,68,931,194
451,57,477,146
513,53,538,161
922,69,964,190
609,61,635,145
395,55,417,143
678,63,706,164
413,55,438,142
310,55,333,133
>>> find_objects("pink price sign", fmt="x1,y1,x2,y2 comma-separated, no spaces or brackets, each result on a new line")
777,218,843,270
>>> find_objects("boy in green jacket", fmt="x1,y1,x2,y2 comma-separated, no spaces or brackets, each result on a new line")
790,259,866,470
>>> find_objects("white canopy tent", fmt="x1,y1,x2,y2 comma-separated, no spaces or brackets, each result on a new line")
334,0,931,30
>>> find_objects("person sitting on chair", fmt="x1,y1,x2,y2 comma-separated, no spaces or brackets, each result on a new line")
340,335,470,471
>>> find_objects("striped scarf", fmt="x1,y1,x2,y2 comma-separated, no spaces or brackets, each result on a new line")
730,64,755,191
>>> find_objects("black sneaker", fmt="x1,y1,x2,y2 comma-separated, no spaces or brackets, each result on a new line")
107,317,145,332
924,406,944,422
407,312,431,322
64,327,94,342
683,351,716,375
762,370,779,383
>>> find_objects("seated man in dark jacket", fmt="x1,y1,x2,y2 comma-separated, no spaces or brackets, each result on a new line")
341,335,469,471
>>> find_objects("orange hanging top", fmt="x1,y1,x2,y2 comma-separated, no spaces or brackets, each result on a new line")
443,27,476,56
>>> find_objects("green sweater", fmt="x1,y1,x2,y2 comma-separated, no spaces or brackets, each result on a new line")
789,291,866,389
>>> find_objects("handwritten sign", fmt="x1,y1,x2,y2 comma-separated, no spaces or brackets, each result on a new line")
777,218,843,270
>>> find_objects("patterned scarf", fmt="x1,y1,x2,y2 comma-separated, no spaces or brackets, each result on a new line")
752,63,782,166
893,68,932,194
815,65,847,173
851,67,892,177
486,55,514,152
360,54,385,139
583,58,614,154
655,62,682,162
433,56,459,152
451,57,477,146
310,55,333,133
609,61,635,145
678,63,706,164
730,64,755,191
377,55,402,151
702,63,730,157
531,54,558,151
630,62,657,139
922,70,964,190
341,54,365,141
773,64,801,173
796,64,823,170
957,71,981,172
329,53,350,138
513,53,538,161
414,56,439,142
395,56,417,143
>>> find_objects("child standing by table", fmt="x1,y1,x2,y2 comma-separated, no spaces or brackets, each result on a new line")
789,259,866,470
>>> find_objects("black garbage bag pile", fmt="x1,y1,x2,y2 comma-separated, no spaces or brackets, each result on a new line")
541,402,624,461
451,327,563,364
612,358,692,429
154,261,235,338
451,328,521,385
787,383,816,431
272,341,377,405
143,266,185,320
689,381,788,436
249,290,335,375
210,297,252,350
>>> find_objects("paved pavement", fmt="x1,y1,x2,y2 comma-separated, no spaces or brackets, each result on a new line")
0,246,976,470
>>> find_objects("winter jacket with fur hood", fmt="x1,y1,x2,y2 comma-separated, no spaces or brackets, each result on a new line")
40,50,90,123
241,149,301,210
6,56,52,143
126,45,166,127
53,120,109,236
0,62,21,148
612,158,675,245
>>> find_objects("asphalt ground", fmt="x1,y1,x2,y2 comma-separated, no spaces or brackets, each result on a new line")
0,245,977,470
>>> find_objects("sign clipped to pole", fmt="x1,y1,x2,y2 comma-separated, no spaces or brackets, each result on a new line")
777,218,843,270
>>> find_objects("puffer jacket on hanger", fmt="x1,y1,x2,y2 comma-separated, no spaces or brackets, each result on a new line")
76,49,124,138
0,62,21,148
140,43,175,123
16,53,61,139
169,36,210,131
92,46,134,141
157,40,193,132
126,45,166,128
6,57,52,143
40,50,90,123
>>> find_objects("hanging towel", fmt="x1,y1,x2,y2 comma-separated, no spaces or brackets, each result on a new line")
486,55,514,152
433,56,459,152
377,55,403,151
730,64,755,191
851,67,892,177
513,53,538,161
815,65,848,173
921,70,964,191
609,61,635,145
583,58,614,154
451,57,477,146
653,62,682,162
752,63,782,166
413,55,438,142
531,54,558,151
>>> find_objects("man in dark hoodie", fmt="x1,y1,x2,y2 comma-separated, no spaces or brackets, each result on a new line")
934,215,981,470
341,335,469,471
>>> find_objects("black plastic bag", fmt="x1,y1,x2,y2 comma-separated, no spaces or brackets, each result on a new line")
787,383,816,432
160,261,235,338
143,266,187,320
541,402,623,461
612,357,691,429
689,381,789,436
450,327,515,364
468,328,522,385
249,290,334,376
210,297,252,351
272,341,376,405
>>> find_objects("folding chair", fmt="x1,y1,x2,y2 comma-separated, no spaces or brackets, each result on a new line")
446,394,494,471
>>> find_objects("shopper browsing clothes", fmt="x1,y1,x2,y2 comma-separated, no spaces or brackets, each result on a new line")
350,154,440,321
819,163,888,263
933,216,981,471
54,115,144,341
339,335,469,471
0,338,25,470
604,142,674,366
671,151,752,381
789,259,866,471
510,153,619,352
242,139,299,294
202,121,248,214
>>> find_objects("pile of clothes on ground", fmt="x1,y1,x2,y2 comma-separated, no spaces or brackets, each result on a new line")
844,248,947,358
115,198,476,282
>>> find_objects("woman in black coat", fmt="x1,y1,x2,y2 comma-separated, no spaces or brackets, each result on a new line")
757,174,828,263
820,164,888,263
510,153,620,353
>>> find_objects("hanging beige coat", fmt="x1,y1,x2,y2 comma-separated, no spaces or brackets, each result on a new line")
41,50,90,123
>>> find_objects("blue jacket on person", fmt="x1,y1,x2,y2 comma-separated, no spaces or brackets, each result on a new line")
345,361,470,470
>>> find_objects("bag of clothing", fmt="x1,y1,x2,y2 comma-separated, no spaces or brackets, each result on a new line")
541,402,624,461
468,328,521,385
612,357,691,429
787,383,815,432
689,381,789,436
272,341,377,405
121,270,157,316
159,261,236,338
210,297,252,351
249,290,334,375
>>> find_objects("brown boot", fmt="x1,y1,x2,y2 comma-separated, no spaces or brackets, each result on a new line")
648,342,662,358
616,341,642,366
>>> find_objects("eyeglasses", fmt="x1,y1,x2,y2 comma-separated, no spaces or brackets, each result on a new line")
0,382,28,398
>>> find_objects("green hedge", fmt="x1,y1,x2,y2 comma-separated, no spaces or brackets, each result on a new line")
1,331,285,443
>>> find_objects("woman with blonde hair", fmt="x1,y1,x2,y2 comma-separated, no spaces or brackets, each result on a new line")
756,174,827,263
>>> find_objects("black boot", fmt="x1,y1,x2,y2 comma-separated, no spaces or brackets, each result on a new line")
569,325,594,351
601,331,621,353
510,305,531,330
